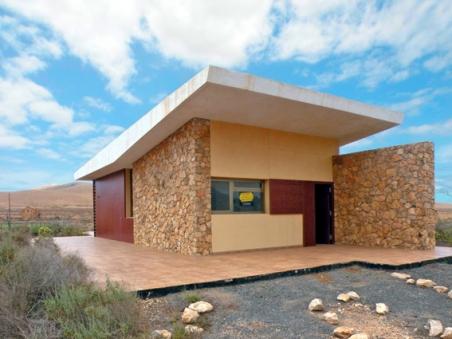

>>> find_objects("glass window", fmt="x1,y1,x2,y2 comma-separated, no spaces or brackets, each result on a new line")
233,190,263,212
211,179,264,213
211,180,230,211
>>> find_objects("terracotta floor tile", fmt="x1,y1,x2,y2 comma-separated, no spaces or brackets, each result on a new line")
54,236,452,292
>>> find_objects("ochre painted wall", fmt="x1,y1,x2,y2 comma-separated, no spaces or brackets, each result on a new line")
210,121,339,181
210,121,338,253
211,214,303,252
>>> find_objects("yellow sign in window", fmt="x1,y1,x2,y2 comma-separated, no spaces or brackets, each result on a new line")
239,192,254,203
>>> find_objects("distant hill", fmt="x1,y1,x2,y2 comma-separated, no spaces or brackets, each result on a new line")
437,202,452,220
0,182,92,209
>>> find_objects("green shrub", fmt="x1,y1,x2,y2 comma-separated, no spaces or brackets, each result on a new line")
30,223,86,237
183,292,201,304
58,225,85,237
44,282,149,339
436,228,452,246
172,324,188,339
38,226,54,237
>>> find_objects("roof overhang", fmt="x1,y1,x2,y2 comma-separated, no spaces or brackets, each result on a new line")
75,66,403,180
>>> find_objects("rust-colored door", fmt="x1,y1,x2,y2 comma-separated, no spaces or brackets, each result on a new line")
302,182,316,246
94,170,133,243
269,179,328,247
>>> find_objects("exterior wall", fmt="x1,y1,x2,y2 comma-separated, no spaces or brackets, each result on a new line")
333,142,437,250
132,118,211,255
94,170,134,243
211,121,338,181
210,121,338,252
212,181,303,252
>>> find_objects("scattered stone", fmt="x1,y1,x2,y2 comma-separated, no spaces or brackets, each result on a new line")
308,298,324,311
337,293,351,302
181,307,199,324
323,311,339,325
347,291,360,301
448,290,452,299
185,325,204,335
375,303,389,315
391,272,411,280
416,279,436,288
427,320,443,337
188,301,214,313
152,329,172,339
333,326,354,338
20,206,40,221
349,334,370,339
433,286,449,294
406,278,416,285
441,327,452,339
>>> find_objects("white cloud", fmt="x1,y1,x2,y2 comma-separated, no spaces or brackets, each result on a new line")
77,124,124,158
102,124,124,135
273,0,452,87
390,88,452,115
36,147,60,160
405,119,452,136
2,54,47,76
0,77,89,130
0,0,274,102
0,124,29,149
340,137,373,154
141,1,274,68
437,144,452,164
83,96,112,112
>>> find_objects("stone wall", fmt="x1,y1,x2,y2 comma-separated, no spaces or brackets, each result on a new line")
133,118,211,255
333,142,437,250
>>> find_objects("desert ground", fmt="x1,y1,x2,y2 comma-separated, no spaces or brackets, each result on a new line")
0,182,93,228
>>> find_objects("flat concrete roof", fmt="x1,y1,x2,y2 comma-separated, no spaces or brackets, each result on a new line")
75,66,403,180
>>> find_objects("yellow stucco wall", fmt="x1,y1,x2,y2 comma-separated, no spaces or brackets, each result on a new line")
210,121,338,181
210,121,339,253
211,214,303,252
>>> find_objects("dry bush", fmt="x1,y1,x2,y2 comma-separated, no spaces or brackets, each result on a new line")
0,237,90,338
44,282,149,339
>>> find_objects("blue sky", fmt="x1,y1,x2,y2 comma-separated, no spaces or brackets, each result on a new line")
0,1,451,202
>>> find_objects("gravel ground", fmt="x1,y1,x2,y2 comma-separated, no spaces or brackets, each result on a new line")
145,263,452,338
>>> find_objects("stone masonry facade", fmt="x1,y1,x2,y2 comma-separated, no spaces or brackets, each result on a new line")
333,142,437,250
132,118,211,255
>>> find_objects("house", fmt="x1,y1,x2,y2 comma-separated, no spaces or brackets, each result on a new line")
75,66,437,255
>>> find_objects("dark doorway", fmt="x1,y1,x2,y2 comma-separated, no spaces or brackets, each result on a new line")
315,184,334,244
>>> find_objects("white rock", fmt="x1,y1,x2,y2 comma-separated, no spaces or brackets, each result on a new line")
406,278,416,285
188,301,214,313
416,279,436,288
323,311,339,325
181,307,199,324
433,286,449,294
349,334,370,339
308,298,324,311
347,291,360,301
441,327,452,339
153,329,172,338
185,325,204,335
333,326,354,338
376,303,389,315
391,272,411,280
337,293,351,302
448,290,452,299
427,319,443,337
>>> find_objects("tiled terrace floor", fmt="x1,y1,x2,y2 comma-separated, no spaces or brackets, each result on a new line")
54,236,452,292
